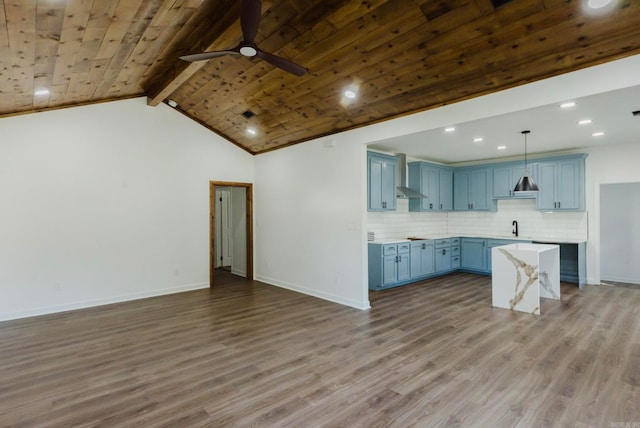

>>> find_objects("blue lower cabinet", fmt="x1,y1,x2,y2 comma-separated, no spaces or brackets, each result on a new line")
369,242,411,290
434,238,454,273
460,238,487,272
410,241,435,279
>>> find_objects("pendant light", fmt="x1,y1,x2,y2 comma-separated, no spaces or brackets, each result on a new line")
513,130,539,192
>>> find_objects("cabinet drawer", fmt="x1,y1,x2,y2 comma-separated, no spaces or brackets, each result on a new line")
398,243,411,254
451,246,460,256
435,239,451,248
451,237,460,246
452,255,461,269
383,245,397,256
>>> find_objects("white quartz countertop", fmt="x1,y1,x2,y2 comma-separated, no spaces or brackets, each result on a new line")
369,235,587,244
496,242,560,252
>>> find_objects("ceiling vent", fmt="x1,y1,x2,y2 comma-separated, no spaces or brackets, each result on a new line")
241,110,256,119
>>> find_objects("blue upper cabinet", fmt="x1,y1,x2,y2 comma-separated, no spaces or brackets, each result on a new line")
368,152,397,211
408,162,453,211
439,168,454,211
535,155,586,211
454,167,496,211
493,163,537,199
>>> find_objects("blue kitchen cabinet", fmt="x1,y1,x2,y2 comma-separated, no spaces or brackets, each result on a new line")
439,169,454,211
460,238,487,272
410,240,435,279
451,238,461,269
368,152,397,211
454,167,495,211
493,163,537,199
408,162,453,211
368,242,411,290
535,155,586,211
434,238,453,273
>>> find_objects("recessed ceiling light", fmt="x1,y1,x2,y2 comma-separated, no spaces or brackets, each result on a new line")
592,131,605,137
587,0,612,8
247,128,257,136
577,119,592,125
444,127,456,132
473,137,483,143
34,89,50,96
560,101,576,109
344,90,357,99
497,146,506,150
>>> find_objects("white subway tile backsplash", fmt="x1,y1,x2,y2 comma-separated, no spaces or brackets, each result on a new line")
367,198,588,241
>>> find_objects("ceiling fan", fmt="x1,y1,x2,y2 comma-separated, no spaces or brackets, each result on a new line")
179,0,307,76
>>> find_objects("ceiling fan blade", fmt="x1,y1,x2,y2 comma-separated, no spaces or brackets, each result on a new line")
179,50,240,62
241,0,261,43
257,50,307,76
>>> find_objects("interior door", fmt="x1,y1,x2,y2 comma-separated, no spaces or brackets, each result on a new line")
215,188,232,268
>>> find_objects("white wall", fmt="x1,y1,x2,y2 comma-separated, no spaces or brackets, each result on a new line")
0,98,254,321
600,182,640,284
254,139,370,310
583,142,640,284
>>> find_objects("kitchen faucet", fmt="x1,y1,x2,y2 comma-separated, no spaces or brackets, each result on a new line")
512,220,518,237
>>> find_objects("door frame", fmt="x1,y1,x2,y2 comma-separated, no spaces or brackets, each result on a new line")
209,181,253,285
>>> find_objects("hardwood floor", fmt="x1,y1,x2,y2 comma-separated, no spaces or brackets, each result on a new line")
1,271,639,427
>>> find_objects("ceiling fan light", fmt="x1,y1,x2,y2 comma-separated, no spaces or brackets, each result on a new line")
239,45,257,57
587,0,613,8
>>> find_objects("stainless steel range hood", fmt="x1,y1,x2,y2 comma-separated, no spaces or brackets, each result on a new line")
395,153,428,199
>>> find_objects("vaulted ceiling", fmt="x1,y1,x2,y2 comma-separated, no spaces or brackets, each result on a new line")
1,0,640,154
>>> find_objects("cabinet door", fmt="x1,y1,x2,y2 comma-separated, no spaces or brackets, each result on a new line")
557,159,580,209
382,254,398,285
411,242,435,278
470,169,490,210
536,162,557,210
368,154,396,211
397,250,410,282
439,169,453,211
493,166,513,198
435,247,451,272
424,168,440,210
461,238,486,271
453,171,470,211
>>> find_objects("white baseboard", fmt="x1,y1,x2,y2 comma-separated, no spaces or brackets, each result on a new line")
0,282,209,323
600,275,640,285
255,275,370,310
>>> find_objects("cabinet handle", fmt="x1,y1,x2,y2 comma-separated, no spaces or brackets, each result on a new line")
558,202,561,209
440,203,442,209
398,255,402,263
429,203,433,209
382,201,386,208
422,243,426,250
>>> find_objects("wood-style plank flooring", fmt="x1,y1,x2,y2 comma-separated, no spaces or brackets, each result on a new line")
1,271,639,427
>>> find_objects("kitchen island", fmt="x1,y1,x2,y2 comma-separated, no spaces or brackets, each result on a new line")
491,243,560,315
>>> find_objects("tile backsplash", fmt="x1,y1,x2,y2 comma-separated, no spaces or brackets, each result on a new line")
367,198,588,241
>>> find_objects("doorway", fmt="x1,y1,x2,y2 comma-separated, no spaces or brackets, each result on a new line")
210,181,253,286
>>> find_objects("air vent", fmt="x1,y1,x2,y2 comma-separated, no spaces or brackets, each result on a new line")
491,0,516,8
241,110,256,119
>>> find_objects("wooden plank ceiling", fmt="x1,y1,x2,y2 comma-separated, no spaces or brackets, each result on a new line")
1,0,640,154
